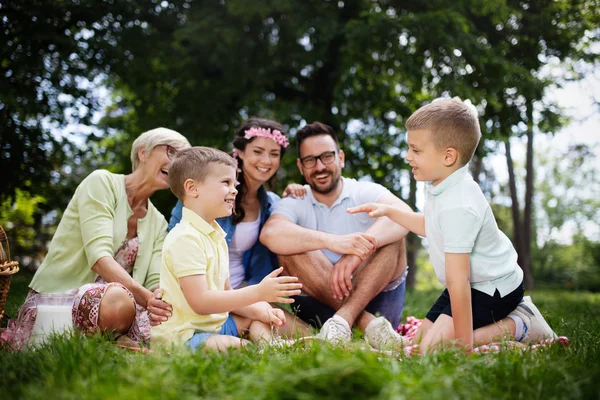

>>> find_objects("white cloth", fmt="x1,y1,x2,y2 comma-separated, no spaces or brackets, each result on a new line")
228,210,261,289
424,165,523,297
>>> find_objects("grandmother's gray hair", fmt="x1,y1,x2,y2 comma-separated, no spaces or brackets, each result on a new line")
130,127,191,171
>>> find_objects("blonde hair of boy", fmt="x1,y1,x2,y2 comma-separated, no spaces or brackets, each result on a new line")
168,146,236,200
405,98,481,166
130,127,191,171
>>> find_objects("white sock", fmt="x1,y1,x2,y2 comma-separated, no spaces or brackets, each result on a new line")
508,314,526,341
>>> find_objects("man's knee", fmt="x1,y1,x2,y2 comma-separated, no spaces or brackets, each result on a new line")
98,286,136,335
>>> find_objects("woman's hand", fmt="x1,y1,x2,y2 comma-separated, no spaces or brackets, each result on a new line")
282,183,306,199
146,288,172,326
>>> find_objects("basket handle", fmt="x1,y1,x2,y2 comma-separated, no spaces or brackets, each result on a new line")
0,225,11,264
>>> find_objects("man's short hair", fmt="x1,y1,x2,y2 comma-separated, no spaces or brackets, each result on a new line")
130,127,191,171
168,146,236,200
296,122,339,156
405,98,481,166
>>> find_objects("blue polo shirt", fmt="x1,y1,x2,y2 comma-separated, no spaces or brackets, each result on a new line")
424,165,523,297
272,177,390,264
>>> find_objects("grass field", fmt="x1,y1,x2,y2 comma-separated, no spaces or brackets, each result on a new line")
1,270,599,399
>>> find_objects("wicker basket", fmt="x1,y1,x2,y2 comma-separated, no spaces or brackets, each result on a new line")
0,225,19,320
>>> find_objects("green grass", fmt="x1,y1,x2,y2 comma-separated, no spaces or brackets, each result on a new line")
2,271,600,399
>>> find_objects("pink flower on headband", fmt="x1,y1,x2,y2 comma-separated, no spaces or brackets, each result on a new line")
244,127,289,148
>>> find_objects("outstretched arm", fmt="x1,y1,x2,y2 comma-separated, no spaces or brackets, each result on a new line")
348,198,426,237
260,214,377,260
180,267,302,315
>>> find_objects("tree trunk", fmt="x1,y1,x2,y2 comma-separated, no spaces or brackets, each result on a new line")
522,107,535,289
505,139,527,283
405,172,419,289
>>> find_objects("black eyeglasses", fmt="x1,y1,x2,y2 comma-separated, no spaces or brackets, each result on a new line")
300,151,337,168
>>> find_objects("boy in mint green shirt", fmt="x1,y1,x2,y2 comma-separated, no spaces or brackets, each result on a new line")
349,98,558,353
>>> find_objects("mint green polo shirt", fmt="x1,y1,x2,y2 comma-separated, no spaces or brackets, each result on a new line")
424,165,523,297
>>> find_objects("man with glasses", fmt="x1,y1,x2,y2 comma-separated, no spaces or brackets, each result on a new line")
260,122,412,350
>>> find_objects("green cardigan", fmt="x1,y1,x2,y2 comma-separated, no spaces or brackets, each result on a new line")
29,170,167,293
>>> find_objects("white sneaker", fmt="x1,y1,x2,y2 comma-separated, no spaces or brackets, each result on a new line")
364,316,410,350
316,315,351,345
510,296,558,343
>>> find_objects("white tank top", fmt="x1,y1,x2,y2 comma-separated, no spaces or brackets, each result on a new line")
228,210,261,289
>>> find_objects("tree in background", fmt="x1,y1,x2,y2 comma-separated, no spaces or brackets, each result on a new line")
1,0,597,287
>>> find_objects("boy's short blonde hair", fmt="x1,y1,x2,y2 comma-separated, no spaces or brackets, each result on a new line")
405,98,481,166
131,127,191,171
168,146,236,200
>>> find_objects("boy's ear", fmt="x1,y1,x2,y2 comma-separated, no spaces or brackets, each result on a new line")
443,147,459,167
183,178,199,198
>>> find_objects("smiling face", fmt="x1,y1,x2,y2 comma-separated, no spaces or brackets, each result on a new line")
405,129,449,186
297,134,344,196
138,144,178,190
192,163,238,222
237,137,282,185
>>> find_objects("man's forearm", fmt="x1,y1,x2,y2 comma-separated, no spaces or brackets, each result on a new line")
261,219,331,255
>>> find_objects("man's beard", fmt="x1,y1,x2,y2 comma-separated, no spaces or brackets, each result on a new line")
309,171,342,195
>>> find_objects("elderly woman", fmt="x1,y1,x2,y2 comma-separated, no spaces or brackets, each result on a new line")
16,127,190,344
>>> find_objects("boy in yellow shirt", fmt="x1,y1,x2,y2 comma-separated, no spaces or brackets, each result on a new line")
152,147,303,351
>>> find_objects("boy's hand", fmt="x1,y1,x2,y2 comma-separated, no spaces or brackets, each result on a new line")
346,203,390,218
252,302,286,326
257,267,303,304
282,183,306,199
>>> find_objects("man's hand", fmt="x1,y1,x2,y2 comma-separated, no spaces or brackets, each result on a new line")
326,232,377,260
330,254,362,300
346,203,391,218
256,267,303,303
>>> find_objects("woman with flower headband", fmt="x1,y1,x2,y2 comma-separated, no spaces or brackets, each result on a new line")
168,117,310,337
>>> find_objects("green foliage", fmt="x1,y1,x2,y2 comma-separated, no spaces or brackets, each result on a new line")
534,234,600,291
0,189,47,261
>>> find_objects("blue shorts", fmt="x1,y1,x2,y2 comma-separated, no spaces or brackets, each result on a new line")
291,271,407,328
185,315,239,351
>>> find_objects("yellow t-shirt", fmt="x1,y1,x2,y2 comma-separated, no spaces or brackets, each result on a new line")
151,207,230,347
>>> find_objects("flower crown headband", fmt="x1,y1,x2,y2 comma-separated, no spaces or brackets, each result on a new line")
243,127,289,148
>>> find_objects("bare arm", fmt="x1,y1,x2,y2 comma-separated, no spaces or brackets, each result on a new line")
93,256,154,308
363,193,413,246
260,214,377,259
179,267,302,315
445,253,473,349
347,197,426,237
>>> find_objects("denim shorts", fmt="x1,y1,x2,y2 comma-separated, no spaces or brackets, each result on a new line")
185,315,239,351
291,270,407,328
425,281,524,329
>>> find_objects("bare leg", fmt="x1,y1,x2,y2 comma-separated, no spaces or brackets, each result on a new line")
203,335,250,352
419,315,517,353
413,318,434,344
280,239,407,331
341,240,407,331
271,306,312,338
473,317,516,346
419,314,456,354
98,285,136,336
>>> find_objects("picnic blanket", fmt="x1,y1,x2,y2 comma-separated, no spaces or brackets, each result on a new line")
396,316,569,357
